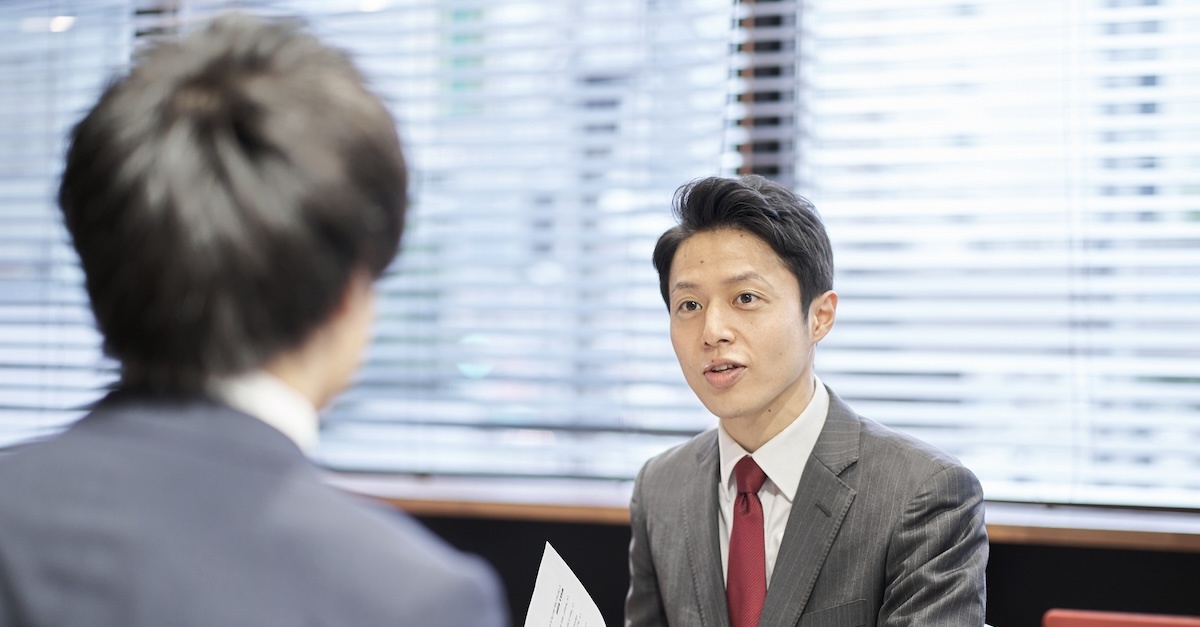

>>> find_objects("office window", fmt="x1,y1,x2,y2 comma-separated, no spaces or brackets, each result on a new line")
795,0,1200,507
289,0,738,479
0,1,128,449
1,0,1198,510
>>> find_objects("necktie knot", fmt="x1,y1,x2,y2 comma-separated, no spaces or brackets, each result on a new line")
734,456,766,495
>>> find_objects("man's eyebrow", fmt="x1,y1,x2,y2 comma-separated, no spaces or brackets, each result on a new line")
725,271,767,286
670,272,767,294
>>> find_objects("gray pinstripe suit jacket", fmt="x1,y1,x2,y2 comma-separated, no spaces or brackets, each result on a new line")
625,386,988,627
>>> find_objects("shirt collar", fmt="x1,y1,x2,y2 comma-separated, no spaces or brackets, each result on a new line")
718,375,830,502
207,370,319,452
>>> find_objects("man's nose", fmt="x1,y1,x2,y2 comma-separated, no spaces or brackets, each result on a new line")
701,305,734,347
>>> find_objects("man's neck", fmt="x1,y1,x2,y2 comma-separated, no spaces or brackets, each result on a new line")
264,353,328,409
720,375,816,453
207,369,319,451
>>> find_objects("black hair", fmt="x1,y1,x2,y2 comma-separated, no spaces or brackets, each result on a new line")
57,14,407,392
652,175,833,318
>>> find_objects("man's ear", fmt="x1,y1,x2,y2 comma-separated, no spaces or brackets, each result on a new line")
808,290,838,343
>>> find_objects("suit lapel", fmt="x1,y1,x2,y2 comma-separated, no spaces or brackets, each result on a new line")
681,432,729,627
758,389,861,626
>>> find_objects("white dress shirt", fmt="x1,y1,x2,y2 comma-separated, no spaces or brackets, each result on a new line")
717,375,829,587
207,370,319,453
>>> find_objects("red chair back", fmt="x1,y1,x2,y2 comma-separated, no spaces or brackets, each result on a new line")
1045,609,1200,627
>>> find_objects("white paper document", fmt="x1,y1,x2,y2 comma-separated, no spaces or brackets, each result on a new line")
524,542,605,627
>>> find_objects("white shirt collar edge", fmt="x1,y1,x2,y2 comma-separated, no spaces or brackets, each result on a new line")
717,375,829,501
206,370,319,452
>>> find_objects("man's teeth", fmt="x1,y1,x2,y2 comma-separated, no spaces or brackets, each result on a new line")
711,364,737,373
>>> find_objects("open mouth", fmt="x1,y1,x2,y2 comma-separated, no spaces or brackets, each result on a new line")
703,362,745,388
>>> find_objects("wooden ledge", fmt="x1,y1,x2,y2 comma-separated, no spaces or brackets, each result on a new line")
326,473,1200,553
368,496,630,525
985,502,1200,554
325,472,632,525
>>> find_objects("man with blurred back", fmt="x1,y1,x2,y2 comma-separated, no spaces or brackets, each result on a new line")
0,14,507,627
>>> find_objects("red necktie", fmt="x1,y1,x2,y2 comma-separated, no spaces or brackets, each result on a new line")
727,455,768,627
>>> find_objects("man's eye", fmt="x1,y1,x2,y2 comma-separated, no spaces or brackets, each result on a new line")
737,293,756,304
679,300,700,312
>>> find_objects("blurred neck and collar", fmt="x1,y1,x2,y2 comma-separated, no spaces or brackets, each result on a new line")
207,370,319,452
207,270,376,452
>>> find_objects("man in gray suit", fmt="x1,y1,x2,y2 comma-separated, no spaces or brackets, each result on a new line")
625,176,988,626
0,14,507,627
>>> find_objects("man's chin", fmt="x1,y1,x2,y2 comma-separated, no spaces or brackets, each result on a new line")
699,399,746,424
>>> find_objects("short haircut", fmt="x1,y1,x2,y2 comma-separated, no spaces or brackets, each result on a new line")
652,175,834,318
58,14,407,392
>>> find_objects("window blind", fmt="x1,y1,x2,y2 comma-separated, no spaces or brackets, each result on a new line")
6,0,738,478
0,1,129,449
0,0,1197,510
286,0,738,479
795,0,1200,508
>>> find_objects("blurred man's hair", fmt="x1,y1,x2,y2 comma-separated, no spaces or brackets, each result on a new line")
652,175,833,318
58,14,407,392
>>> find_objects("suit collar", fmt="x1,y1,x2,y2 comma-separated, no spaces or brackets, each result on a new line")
758,384,860,625
86,391,312,473
207,370,319,452
809,386,861,476
684,432,730,627
682,386,864,627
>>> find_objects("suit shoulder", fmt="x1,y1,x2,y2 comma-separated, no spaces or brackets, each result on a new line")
260,475,508,624
854,414,979,483
0,430,87,505
280,474,481,572
636,428,717,483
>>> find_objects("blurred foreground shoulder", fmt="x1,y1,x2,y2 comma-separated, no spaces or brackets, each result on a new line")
289,479,511,627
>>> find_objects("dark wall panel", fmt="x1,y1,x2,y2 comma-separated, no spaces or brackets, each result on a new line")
986,543,1200,627
415,514,1200,627
418,516,632,626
